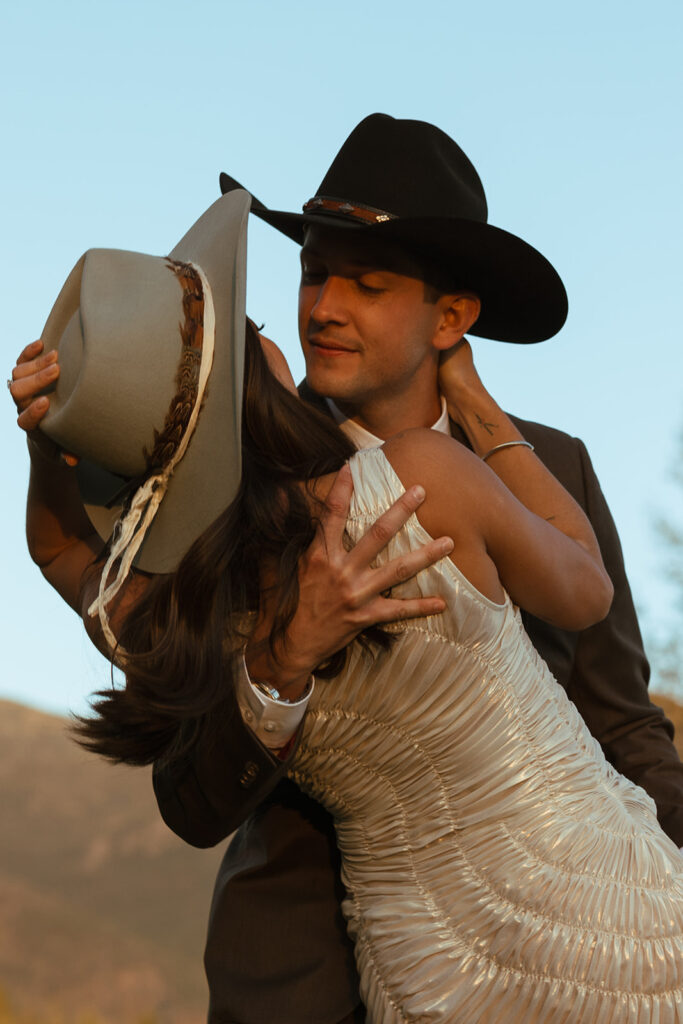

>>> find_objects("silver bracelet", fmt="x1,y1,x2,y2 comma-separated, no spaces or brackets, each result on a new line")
481,440,535,462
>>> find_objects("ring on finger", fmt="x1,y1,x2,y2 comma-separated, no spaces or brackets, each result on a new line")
6,377,13,392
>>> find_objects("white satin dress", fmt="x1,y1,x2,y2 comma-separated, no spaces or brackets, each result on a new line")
289,448,683,1024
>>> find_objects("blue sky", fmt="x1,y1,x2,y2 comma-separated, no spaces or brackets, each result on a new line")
2,0,682,714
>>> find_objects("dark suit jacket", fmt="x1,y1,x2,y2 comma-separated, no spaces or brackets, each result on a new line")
153,390,683,1024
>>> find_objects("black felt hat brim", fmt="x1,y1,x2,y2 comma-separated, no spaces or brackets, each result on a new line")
220,173,567,344
220,110,569,345
253,205,568,344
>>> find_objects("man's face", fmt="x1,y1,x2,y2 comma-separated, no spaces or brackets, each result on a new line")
298,225,447,422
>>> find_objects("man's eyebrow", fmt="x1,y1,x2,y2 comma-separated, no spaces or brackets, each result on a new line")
300,246,388,270
350,258,387,269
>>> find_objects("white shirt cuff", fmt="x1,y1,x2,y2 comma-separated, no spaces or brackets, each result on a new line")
235,653,313,750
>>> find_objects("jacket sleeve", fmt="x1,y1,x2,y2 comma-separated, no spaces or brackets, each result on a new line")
514,416,683,845
152,661,297,848
563,438,683,844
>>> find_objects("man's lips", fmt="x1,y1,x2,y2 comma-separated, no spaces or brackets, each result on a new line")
307,336,357,355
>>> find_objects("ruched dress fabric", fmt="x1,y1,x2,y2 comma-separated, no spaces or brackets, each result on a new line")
288,447,683,1024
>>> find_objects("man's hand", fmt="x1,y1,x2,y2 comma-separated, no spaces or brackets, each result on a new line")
246,463,453,699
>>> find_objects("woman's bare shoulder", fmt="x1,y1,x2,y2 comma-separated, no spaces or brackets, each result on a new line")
381,429,486,540
382,428,480,493
381,429,506,603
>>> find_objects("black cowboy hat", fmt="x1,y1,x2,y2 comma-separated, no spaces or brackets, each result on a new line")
220,113,568,344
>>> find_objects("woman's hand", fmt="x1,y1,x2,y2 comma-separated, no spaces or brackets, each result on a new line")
10,339,58,430
437,338,485,429
10,340,77,465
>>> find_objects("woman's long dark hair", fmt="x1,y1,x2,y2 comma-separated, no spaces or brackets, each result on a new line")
74,322,391,766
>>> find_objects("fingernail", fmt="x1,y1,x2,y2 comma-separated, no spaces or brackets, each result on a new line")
35,396,49,409
411,485,425,502
46,350,58,362
441,537,454,553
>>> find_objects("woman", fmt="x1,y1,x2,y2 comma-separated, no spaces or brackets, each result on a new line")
12,193,683,1022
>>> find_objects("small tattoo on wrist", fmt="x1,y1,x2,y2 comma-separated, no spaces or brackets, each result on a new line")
476,414,498,437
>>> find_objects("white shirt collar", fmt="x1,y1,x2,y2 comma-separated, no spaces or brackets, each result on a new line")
326,396,451,450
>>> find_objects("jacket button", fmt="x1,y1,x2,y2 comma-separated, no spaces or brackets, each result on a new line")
239,760,260,788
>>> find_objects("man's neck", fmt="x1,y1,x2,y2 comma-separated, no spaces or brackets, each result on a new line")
330,393,444,441
327,396,451,450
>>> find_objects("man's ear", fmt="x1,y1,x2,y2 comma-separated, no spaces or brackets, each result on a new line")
433,295,481,351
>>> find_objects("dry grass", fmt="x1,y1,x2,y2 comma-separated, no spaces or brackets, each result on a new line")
0,987,159,1024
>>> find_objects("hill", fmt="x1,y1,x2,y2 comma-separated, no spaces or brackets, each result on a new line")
0,699,227,1024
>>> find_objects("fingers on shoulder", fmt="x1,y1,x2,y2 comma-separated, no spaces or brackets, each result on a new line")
376,595,446,623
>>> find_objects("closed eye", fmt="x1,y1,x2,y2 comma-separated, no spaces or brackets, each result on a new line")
356,277,386,295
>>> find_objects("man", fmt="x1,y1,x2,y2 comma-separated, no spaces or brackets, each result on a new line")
153,114,683,1024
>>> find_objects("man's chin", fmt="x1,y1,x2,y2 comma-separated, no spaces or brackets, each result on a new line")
304,375,351,402
304,369,350,401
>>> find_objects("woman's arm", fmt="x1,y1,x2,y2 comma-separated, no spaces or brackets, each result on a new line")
11,339,149,655
383,343,613,630
12,341,103,608
439,340,606,565
384,428,613,630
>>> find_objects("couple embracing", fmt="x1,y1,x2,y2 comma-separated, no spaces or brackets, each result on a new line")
12,114,683,1022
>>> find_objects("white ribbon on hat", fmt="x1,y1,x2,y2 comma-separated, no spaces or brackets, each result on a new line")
88,261,217,656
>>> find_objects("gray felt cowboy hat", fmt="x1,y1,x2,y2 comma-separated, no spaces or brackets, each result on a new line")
219,113,568,344
39,189,250,575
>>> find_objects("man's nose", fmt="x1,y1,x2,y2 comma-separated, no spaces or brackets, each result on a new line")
309,276,349,324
